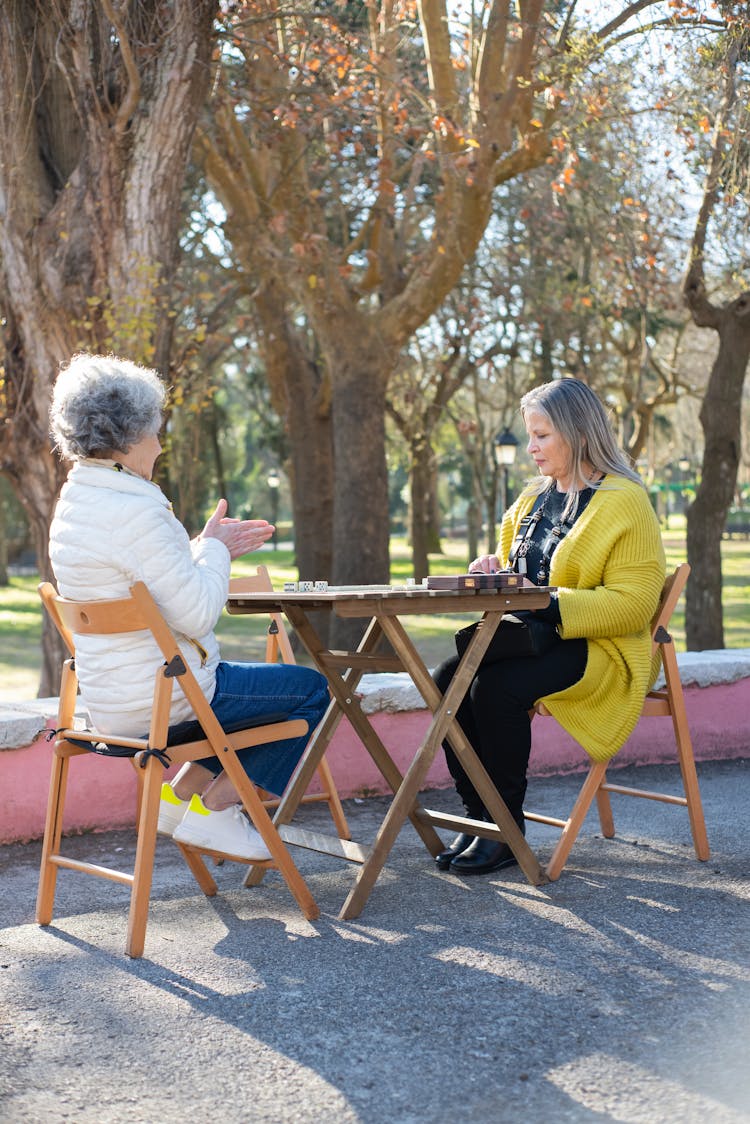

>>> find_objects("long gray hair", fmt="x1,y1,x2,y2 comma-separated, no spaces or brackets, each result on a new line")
520,377,642,514
50,353,167,461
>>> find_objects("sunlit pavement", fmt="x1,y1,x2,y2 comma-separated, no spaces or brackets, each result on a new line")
1,759,748,1123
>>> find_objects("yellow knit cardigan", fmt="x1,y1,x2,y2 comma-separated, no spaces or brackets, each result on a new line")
498,475,666,762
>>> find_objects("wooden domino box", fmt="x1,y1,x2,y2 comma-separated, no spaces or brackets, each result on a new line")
426,572,523,591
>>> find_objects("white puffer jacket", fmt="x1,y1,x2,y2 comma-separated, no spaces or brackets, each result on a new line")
49,461,228,735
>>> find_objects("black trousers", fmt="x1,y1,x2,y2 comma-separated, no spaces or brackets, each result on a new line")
432,637,588,822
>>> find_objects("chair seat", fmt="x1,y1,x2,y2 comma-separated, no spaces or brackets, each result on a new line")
537,690,670,720
66,711,291,757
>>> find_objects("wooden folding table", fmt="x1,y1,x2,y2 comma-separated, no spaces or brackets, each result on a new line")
226,583,552,918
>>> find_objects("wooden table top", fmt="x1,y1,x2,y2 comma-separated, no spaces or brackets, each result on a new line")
226,584,553,618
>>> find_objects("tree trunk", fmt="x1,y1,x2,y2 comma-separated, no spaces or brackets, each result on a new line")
685,295,750,649
681,31,750,650
325,330,393,650
254,281,334,586
208,400,229,504
1,317,70,690
330,349,392,586
427,466,442,556
467,492,480,566
0,512,7,587
410,441,433,581
486,474,499,556
0,1,219,696
253,280,334,647
286,369,334,583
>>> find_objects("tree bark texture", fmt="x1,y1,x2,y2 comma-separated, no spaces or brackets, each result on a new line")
684,293,750,649
410,441,434,582
0,0,219,694
681,30,750,650
252,280,334,587
326,326,394,650
253,278,334,647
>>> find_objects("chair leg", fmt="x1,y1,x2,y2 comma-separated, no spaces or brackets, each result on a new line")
223,758,320,921
316,757,351,840
546,761,609,880
671,704,710,861
36,745,71,925
131,757,146,836
595,769,615,838
175,842,219,896
244,862,266,888
662,645,710,861
125,756,163,958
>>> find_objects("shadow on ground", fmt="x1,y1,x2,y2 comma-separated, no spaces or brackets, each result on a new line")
1,760,749,1123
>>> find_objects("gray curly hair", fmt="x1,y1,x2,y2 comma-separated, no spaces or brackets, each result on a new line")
50,353,167,461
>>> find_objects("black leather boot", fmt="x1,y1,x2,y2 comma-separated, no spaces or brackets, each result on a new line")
449,816,525,875
434,832,476,870
435,807,487,870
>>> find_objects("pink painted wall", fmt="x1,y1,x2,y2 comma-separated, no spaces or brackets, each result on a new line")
2,677,749,844
2,728,151,845
323,678,750,788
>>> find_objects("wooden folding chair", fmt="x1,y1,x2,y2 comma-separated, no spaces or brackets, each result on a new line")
530,563,710,879
229,567,349,840
37,580,320,958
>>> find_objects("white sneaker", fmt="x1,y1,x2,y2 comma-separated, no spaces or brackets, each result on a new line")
157,783,190,837
172,795,273,861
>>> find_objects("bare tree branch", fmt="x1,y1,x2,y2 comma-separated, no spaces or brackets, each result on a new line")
99,0,141,135
683,38,743,328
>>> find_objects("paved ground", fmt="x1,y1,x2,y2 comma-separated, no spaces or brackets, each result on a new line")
1,759,749,1124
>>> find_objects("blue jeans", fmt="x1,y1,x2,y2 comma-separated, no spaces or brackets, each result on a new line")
197,661,329,797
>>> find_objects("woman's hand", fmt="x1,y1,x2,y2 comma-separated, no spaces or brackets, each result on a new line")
468,554,501,574
199,499,275,560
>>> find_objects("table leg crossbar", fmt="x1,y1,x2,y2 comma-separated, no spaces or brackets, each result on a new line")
416,809,518,843
244,599,549,915
279,824,371,863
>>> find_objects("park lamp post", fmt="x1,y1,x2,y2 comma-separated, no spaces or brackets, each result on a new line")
267,468,280,544
678,456,692,515
493,427,519,515
447,469,461,535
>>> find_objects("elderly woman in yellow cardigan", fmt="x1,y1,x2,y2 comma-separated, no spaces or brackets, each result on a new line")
434,377,665,874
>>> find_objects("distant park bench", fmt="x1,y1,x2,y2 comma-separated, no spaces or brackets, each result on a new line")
723,510,750,539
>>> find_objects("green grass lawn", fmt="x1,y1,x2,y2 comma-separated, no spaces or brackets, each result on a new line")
2,529,748,701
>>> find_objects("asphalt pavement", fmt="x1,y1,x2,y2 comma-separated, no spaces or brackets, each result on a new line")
1,758,749,1124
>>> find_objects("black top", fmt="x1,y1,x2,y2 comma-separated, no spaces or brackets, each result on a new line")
521,486,594,586
509,485,595,625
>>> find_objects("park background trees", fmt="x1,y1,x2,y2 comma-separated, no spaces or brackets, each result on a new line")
0,1,749,691
0,0,219,692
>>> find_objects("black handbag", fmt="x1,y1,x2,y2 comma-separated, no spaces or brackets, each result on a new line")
455,612,560,664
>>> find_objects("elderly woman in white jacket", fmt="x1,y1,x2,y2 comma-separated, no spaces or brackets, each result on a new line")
49,353,329,862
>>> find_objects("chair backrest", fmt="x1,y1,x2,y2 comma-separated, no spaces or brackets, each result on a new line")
229,565,296,663
650,563,689,655
40,582,149,648
38,580,228,754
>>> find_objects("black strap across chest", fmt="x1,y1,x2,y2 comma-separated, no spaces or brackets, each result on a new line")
508,486,594,584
